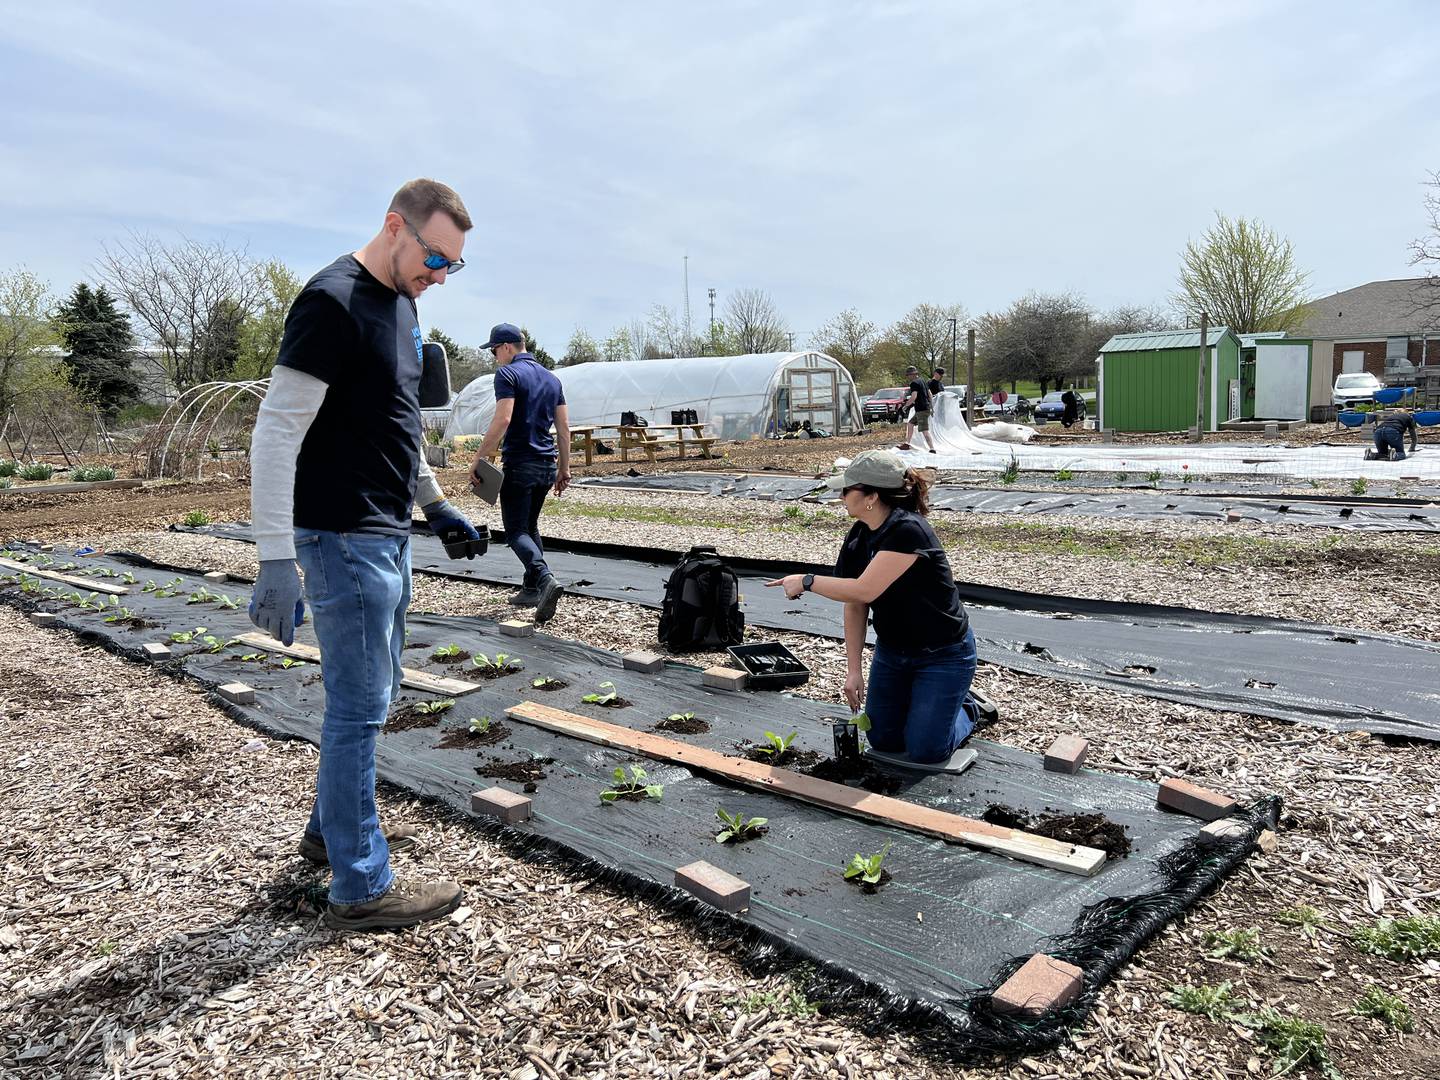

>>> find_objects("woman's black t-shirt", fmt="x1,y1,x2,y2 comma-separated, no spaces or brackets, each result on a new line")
834,508,969,654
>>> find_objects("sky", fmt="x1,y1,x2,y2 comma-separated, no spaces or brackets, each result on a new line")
2,0,1438,353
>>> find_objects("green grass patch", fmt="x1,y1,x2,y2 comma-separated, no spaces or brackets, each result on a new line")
1166,981,1236,1022
1204,927,1267,962
1352,985,1414,1032
1277,904,1326,940
1352,915,1440,962
182,509,213,527
1245,1010,1342,1079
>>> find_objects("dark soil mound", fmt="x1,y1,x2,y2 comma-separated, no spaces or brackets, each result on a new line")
743,745,823,770
982,804,1132,859
804,756,902,796
434,722,511,748
476,756,553,784
387,704,448,732
529,678,569,692
654,714,710,735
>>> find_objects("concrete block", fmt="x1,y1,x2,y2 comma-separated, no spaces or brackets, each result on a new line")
1157,778,1237,821
1043,735,1088,774
622,650,665,674
28,611,59,629
702,666,748,691
992,953,1085,1017
1225,510,1244,524
498,620,534,638
754,492,775,502
1198,817,1249,847
1264,421,1280,439
203,570,229,582
471,787,532,824
141,642,172,661
39,544,54,552
675,860,750,913
217,682,255,706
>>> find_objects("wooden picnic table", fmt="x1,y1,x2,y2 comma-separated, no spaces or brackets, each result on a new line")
611,422,716,462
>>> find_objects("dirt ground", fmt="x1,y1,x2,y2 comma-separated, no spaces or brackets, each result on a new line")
3,454,1439,1078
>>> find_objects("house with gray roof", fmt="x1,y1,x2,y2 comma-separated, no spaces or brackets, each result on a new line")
1297,277,1440,387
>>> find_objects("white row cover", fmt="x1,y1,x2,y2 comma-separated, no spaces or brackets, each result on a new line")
446,351,863,441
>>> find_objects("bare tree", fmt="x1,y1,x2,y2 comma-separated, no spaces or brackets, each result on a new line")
890,302,967,373
648,304,698,358
976,293,1091,395
0,268,60,418
723,288,789,354
810,309,878,368
98,231,267,390
1411,170,1440,315
1175,213,1310,333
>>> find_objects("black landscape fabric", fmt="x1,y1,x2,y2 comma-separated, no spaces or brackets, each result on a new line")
187,522,1440,742
2,544,1275,1061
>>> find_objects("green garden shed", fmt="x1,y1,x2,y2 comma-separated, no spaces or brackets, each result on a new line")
1096,327,1241,433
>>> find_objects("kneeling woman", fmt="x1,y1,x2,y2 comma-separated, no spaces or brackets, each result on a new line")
767,450,989,763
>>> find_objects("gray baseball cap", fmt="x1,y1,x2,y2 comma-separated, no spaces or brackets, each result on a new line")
825,449,908,490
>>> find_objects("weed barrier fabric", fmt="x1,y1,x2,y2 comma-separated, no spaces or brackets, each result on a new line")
573,473,1440,532
185,524,1440,742
2,544,1277,1061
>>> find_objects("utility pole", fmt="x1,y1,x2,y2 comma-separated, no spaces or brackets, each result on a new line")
1192,310,1208,443
947,315,957,386
707,288,716,334
786,331,795,351
966,326,977,427
683,255,692,349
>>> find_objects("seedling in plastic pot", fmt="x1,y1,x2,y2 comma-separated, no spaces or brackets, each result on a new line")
468,715,493,734
582,681,618,706
599,765,664,804
415,698,456,716
852,711,872,732
433,644,464,660
715,807,768,844
843,842,892,886
753,730,797,758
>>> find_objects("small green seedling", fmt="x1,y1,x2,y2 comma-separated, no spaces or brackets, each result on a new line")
715,807,767,843
1204,927,1267,962
843,842,892,886
1054,468,1074,481
183,510,212,527
1352,914,1440,961
471,652,522,673
468,715,493,734
1165,981,1236,1022
239,652,268,662
415,698,456,716
582,680,618,705
1146,469,1163,483
433,644,464,659
1351,985,1414,1032
1243,1009,1341,1080
666,711,697,723
753,730,797,757
103,606,136,624
215,594,239,610
1277,904,1326,940
279,656,307,669
1000,458,1020,485
532,675,562,689
199,634,233,654
600,765,663,804
1351,477,1368,496
168,626,209,643
120,571,137,584
187,586,221,605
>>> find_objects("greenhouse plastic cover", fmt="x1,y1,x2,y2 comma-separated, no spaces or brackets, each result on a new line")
0,543,1275,1061
446,351,863,441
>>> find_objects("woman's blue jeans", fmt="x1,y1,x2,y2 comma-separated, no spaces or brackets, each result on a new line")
294,529,410,905
864,627,981,763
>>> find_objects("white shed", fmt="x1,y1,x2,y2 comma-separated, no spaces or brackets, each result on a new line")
446,351,863,441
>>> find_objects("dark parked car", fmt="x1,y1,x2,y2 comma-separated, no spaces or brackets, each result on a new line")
863,387,907,424
1033,391,1087,424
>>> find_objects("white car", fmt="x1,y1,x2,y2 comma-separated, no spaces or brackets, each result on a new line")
1332,372,1382,409
981,394,1031,418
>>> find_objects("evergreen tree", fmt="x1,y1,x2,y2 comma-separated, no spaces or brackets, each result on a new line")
55,282,140,414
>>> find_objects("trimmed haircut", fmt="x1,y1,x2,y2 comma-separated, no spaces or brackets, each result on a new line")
388,178,473,232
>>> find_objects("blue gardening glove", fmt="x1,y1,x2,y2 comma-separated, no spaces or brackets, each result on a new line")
249,559,305,646
423,499,480,541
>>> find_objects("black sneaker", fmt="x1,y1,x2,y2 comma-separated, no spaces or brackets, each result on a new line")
533,575,563,625
508,587,541,608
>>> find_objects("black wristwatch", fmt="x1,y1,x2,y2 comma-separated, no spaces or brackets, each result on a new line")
801,573,816,592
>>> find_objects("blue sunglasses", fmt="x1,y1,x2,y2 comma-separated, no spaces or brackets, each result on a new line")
404,218,464,274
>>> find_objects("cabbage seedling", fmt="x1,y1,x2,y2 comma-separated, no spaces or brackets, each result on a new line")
600,765,663,804
715,807,768,843
753,730,797,757
433,644,464,659
582,681,618,705
843,842,892,886
415,698,456,716
468,715,493,734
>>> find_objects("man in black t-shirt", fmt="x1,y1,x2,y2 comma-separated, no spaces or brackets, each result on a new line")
249,179,477,932
898,365,936,453
927,368,946,403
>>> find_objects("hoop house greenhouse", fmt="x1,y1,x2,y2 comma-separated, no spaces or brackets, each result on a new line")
446,351,863,441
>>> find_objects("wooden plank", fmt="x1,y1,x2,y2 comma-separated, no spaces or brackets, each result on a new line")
235,633,481,696
506,700,1106,876
0,478,143,497
0,557,129,595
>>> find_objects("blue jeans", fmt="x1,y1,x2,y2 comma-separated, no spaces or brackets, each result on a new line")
865,628,981,763
1375,427,1406,460
500,458,557,587
294,529,411,905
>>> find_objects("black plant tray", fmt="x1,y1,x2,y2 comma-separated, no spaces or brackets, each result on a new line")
436,523,490,560
726,641,810,690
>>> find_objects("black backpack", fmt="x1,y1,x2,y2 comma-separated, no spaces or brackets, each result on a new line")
620,410,648,428
658,546,744,650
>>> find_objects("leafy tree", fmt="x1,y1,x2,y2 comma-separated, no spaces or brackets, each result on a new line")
54,282,140,415
602,327,633,363
978,292,1092,395
426,325,487,387
890,302,966,374
0,268,61,417
520,327,555,369
562,328,601,367
810,308,878,378
233,260,302,379
1175,213,1311,334
724,288,789,354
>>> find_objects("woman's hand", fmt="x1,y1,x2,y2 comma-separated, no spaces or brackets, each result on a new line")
764,574,806,600
843,670,865,712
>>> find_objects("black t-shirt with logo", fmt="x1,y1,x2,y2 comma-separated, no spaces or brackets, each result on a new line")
834,508,969,654
277,254,424,535
908,378,931,412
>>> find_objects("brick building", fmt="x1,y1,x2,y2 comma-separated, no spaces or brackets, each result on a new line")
1298,277,1440,383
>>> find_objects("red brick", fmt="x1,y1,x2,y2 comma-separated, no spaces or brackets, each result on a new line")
702,666,747,691
1157,778,1237,821
471,787,532,824
1043,735,1088,774
992,954,1084,1017
622,651,665,674
675,860,750,913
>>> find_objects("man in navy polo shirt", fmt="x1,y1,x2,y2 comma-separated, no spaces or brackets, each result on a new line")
469,324,571,624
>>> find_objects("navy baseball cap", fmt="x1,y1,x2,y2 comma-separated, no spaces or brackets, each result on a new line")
483,323,524,349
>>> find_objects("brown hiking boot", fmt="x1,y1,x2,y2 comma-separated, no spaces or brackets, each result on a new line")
298,824,419,866
324,877,462,931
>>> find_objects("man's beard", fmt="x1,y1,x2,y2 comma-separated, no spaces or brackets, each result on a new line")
390,251,420,299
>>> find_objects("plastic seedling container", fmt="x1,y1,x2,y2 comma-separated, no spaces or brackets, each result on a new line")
725,641,810,689
436,523,489,560
831,719,860,762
